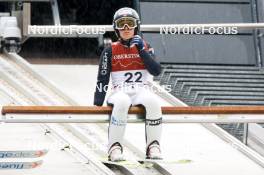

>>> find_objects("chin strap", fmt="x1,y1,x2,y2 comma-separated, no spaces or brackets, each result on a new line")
119,38,133,47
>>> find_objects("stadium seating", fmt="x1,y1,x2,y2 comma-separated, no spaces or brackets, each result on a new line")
154,64,264,140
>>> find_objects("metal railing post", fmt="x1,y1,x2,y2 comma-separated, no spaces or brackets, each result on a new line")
243,123,249,145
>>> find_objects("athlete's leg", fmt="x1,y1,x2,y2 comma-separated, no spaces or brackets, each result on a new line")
132,88,162,159
107,90,131,161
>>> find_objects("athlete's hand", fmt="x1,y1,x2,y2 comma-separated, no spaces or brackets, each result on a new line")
130,35,144,51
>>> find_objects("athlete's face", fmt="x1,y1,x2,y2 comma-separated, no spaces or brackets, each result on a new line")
119,26,135,40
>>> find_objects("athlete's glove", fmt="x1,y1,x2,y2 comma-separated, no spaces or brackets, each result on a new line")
130,35,144,51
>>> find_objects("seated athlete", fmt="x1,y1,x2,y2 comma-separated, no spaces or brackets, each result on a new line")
94,7,162,162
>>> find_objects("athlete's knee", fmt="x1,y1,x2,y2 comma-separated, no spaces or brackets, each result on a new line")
141,95,161,110
111,94,131,113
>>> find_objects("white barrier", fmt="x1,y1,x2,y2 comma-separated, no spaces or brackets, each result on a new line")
25,23,264,37
1,106,264,123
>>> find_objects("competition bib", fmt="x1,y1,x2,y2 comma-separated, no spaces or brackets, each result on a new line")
111,41,151,87
111,69,150,87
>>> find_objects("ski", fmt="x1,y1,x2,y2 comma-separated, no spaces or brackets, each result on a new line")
102,158,192,168
138,159,192,165
0,160,43,169
0,149,48,158
102,159,142,168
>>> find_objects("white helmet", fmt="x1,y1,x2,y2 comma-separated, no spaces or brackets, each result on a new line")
113,7,141,37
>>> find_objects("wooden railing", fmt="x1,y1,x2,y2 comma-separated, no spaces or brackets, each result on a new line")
1,106,264,123
2,105,264,115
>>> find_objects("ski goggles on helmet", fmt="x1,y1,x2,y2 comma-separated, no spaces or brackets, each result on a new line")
115,17,137,30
